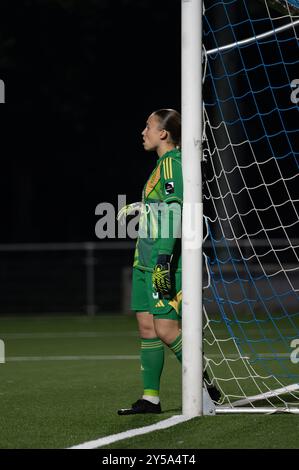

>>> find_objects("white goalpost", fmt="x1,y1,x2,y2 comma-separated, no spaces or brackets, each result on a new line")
181,0,204,418
182,0,299,416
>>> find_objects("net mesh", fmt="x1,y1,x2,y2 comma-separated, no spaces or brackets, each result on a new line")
202,0,299,410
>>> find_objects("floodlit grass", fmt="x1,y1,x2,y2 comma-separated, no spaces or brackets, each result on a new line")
0,315,181,448
104,414,299,449
0,315,298,449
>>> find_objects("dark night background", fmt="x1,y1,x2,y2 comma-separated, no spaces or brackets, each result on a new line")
0,0,181,243
0,1,297,314
0,0,287,244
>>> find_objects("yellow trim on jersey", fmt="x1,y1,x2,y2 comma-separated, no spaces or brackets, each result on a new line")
163,157,173,180
169,290,182,314
168,158,173,178
163,158,173,180
166,158,169,179
167,158,170,178
163,159,168,179
145,162,161,198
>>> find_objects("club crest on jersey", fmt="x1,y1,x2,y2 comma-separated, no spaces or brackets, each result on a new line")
165,181,174,194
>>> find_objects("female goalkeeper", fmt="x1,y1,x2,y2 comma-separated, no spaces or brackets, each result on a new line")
117,109,219,415
117,108,183,415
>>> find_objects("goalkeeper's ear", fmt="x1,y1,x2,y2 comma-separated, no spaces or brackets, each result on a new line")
159,129,169,142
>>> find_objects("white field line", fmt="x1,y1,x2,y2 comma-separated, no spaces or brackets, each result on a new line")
1,332,138,339
4,353,293,362
2,326,297,340
68,415,192,449
6,355,140,362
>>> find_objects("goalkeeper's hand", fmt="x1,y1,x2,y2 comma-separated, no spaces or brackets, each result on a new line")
117,202,142,225
152,254,172,298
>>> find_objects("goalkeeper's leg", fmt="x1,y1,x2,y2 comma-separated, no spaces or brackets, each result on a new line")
118,311,165,415
118,269,165,415
137,312,165,406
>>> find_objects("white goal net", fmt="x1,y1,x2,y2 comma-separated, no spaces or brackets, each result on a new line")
202,0,299,413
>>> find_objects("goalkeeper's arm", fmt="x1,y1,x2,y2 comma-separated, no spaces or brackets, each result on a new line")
152,202,181,298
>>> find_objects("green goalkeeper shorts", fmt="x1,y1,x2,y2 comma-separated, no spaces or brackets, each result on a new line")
131,267,182,320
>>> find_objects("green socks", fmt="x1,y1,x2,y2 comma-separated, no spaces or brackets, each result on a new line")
141,337,164,402
140,334,182,404
168,333,182,363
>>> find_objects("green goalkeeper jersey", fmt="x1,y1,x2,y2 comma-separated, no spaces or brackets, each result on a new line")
133,148,183,272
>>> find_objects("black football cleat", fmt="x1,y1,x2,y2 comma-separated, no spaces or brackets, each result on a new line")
118,399,162,415
207,385,221,403
203,369,221,403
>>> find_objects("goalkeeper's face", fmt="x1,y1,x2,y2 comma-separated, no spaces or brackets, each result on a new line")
142,114,166,152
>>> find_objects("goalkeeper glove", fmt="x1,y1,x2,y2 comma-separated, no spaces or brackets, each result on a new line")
152,254,172,298
117,202,142,225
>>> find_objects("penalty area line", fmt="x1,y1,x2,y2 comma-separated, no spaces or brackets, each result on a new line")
6,355,140,362
68,415,192,449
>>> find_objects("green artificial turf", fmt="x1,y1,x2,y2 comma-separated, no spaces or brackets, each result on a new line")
0,315,298,449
